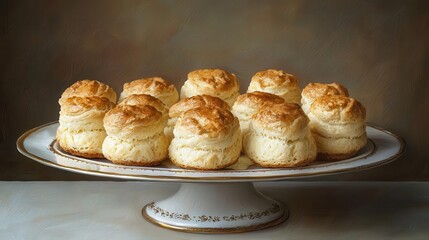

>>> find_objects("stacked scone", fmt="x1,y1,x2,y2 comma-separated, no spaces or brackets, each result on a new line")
56,68,368,170
243,103,317,167
307,95,367,160
57,80,116,158
102,105,169,166
302,82,366,160
168,106,242,170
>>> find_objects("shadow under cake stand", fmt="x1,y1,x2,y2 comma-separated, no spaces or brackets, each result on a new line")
17,122,404,234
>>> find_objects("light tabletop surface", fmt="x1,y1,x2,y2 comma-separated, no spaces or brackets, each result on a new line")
0,181,428,240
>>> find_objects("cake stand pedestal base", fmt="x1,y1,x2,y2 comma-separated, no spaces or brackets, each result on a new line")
142,182,288,233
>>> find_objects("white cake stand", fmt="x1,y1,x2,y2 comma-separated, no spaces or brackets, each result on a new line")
17,122,404,234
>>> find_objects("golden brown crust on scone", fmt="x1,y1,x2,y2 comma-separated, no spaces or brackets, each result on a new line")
302,82,349,99
235,91,285,108
169,156,239,170
104,105,162,129
177,106,236,138
254,103,309,129
123,77,174,93
251,69,298,88
120,77,179,107
310,95,366,123
187,69,238,91
118,93,164,106
118,94,167,115
59,80,117,104
60,96,115,115
169,95,230,118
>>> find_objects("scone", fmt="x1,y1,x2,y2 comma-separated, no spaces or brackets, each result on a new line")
119,77,179,107
180,69,240,106
59,80,117,105
166,94,230,140
118,94,169,123
169,106,242,170
308,95,367,160
301,82,349,114
56,96,115,158
243,103,317,167
231,91,285,139
102,105,169,166
247,69,301,104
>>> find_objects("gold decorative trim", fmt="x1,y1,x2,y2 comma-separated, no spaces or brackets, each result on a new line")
141,205,289,234
17,122,405,182
146,202,281,222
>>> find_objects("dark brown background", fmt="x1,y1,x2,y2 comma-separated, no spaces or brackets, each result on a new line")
1,0,428,180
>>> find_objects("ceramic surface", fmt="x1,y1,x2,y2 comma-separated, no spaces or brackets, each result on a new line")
17,122,404,182
143,182,288,233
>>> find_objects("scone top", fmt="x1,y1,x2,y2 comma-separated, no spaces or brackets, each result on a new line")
310,95,366,124
60,96,115,116
122,77,175,94
187,69,239,92
247,69,301,104
181,69,240,106
234,91,285,109
104,105,164,140
104,105,161,128
59,80,117,105
249,69,299,89
120,77,179,107
169,95,230,119
252,103,309,139
302,82,349,101
118,94,168,119
174,106,238,139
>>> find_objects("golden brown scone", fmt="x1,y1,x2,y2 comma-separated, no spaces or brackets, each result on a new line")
169,94,230,119
59,80,117,105
166,95,230,141
103,105,162,139
247,69,301,104
59,96,115,116
231,91,285,139
119,77,179,107
301,82,349,114
102,105,169,166
169,106,242,170
180,69,240,106
309,95,365,123
118,94,168,122
308,95,367,160
243,103,317,167
56,96,115,158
